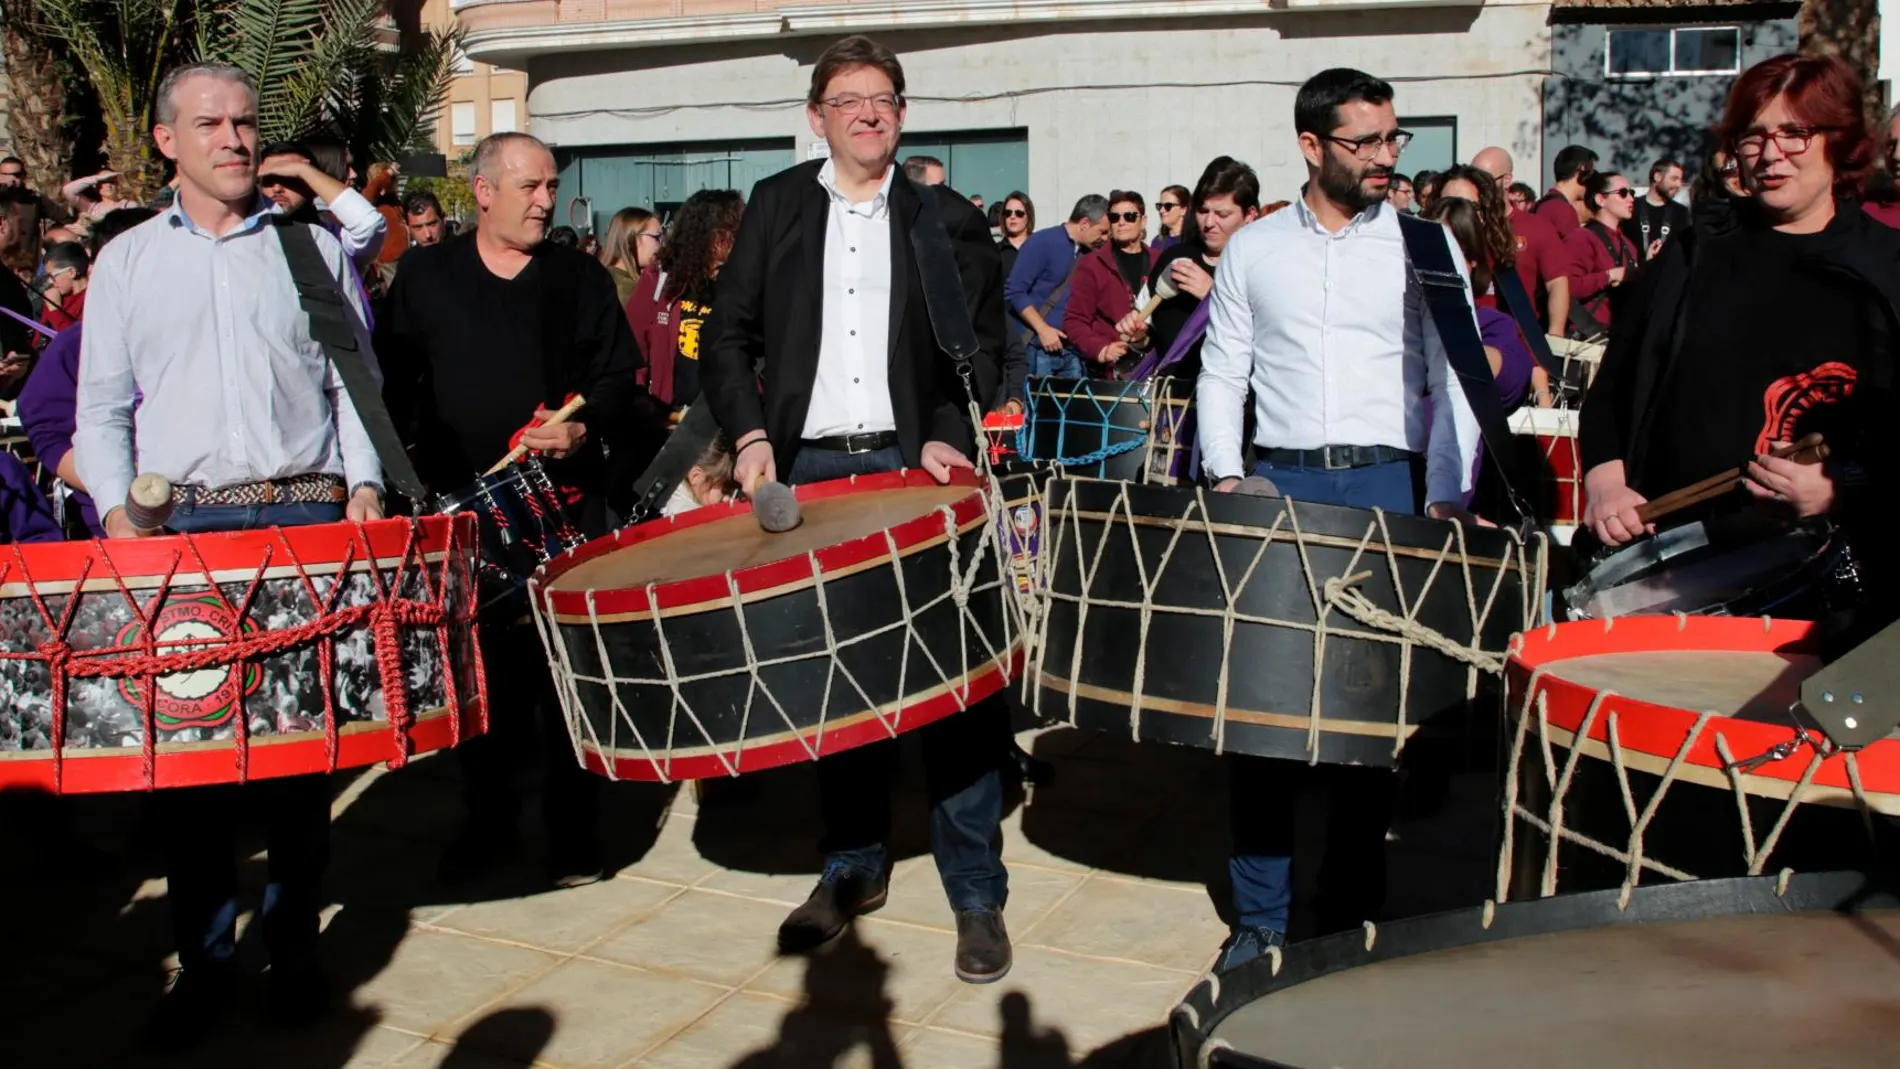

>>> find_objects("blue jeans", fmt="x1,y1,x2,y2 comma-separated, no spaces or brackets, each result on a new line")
789,444,1010,910
1229,459,1415,934
156,499,344,971
1029,342,1088,380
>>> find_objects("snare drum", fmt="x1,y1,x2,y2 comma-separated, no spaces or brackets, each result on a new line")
435,457,586,608
0,516,486,793
1508,406,1581,545
530,470,1023,781
1016,376,1195,484
1563,513,1837,620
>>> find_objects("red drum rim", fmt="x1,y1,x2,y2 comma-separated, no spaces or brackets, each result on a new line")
532,469,989,620
1507,616,1900,804
0,515,485,794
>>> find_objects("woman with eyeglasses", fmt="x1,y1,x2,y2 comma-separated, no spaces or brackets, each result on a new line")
1061,190,1159,377
1153,184,1189,252
996,191,1034,281
1559,171,1642,338
598,206,661,305
1579,53,1900,644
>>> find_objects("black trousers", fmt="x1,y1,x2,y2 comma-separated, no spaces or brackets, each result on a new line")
1227,753,1398,935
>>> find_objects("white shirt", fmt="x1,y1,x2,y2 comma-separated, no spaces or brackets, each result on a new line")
74,199,383,517
301,187,387,270
802,160,896,439
1195,197,1481,507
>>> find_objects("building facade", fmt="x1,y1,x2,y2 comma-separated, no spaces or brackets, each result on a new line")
458,0,1553,234
426,0,531,160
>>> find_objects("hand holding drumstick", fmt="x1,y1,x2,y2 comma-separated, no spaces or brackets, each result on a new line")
1742,435,1835,518
489,395,587,474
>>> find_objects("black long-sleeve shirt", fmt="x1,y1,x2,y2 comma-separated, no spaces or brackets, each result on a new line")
375,233,663,499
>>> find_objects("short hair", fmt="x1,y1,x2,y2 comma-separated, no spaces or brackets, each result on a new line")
1582,170,1627,213
155,62,256,126
1068,194,1109,224
90,206,158,256
1295,68,1395,137
902,155,943,182
1509,181,1537,203
1553,145,1598,182
808,35,906,107
1107,189,1146,213
470,132,550,184
259,140,315,166
1649,156,1682,181
1194,156,1261,214
1391,172,1412,188
402,190,444,219
44,241,89,277
1716,52,1874,198
0,157,21,171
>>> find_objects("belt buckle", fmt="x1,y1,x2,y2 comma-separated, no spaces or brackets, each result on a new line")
1323,446,1352,471
844,435,871,456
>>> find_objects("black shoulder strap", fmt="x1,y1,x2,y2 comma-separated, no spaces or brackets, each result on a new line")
1395,213,1533,525
1492,267,1563,380
1586,221,1624,265
909,184,983,393
624,401,719,525
272,218,427,503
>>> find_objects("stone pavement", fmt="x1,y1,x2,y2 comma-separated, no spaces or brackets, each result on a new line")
0,724,1496,1069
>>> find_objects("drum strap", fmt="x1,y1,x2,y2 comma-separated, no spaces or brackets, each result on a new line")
1394,213,1534,526
909,183,984,395
622,400,719,526
272,219,428,504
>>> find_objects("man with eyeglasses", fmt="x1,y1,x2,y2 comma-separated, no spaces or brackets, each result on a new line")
702,33,1015,985
1386,172,1414,213
1003,193,1110,377
39,241,89,332
1197,66,1480,973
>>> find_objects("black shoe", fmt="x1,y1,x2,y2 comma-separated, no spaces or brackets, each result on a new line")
548,841,605,889
147,964,237,1054
266,961,331,1029
953,906,1012,984
436,826,518,886
777,863,889,953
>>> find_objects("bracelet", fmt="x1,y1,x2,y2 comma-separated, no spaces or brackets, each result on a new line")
737,437,771,458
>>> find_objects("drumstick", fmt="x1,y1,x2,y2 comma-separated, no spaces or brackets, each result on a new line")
124,473,174,533
1636,433,1827,525
486,395,587,475
1128,273,1182,329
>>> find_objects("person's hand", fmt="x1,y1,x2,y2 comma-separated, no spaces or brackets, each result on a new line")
734,434,775,492
346,485,385,522
999,397,1025,416
1114,311,1149,349
1035,324,1066,352
256,156,316,183
1427,502,1497,527
520,408,588,458
0,352,30,391
1583,462,1649,546
1606,266,1627,286
1647,238,1664,260
920,440,975,483
1170,258,1214,300
1096,341,1129,364
1744,445,1835,518
1212,476,1242,493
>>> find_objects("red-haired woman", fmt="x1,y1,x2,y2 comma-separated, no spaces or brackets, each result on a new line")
1578,52,1898,638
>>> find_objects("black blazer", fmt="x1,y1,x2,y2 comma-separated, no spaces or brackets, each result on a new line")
702,160,1007,474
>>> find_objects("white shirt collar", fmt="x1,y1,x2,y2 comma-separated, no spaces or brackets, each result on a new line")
817,158,896,217
1292,191,1386,237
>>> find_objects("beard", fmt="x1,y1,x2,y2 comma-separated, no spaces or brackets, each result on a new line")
1318,150,1388,212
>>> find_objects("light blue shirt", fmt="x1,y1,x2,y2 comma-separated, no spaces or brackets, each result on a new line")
73,197,383,518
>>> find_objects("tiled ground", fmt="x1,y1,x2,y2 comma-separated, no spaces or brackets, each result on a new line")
0,725,1496,1069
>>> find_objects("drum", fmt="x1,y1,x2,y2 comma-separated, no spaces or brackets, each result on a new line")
1172,872,1900,1069
1563,512,1837,620
434,457,585,609
529,470,1023,782
1016,376,1195,484
0,516,485,793
1501,616,1898,901
1546,334,1603,407
1033,479,1546,767
1508,406,1581,545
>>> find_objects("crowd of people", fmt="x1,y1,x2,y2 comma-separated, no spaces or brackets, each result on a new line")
0,30,1895,1058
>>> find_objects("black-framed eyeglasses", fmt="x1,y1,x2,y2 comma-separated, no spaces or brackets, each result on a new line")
1322,131,1414,160
1734,124,1836,158
1003,208,1027,218
1107,211,1142,223
1157,201,1182,211
821,93,901,115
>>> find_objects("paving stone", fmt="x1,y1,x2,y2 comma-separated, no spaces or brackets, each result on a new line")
591,889,786,987
636,991,911,1069
929,946,1196,1053
1020,876,1225,972
350,928,559,1035
746,918,965,1027
873,859,1084,934
433,876,680,954
452,959,727,1068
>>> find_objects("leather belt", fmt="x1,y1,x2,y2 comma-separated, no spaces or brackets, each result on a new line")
803,431,899,455
175,473,348,507
1259,445,1416,471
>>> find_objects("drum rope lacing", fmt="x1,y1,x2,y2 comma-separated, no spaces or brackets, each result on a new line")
1014,377,1193,475
1494,625,1880,908
0,520,480,791
1032,481,1539,761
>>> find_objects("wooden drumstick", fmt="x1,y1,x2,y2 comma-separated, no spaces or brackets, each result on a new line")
124,473,174,534
486,395,587,475
1128,272,1182,330
1636,433,1827,525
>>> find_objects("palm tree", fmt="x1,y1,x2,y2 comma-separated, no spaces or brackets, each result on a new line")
1,0,79,192
27,0,194,199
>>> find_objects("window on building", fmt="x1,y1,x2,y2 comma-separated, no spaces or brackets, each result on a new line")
1399,116,1457,179
492,100,518,134
1607,26,1741,77
451,102,476,146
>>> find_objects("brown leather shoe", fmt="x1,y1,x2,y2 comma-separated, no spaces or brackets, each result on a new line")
953,906,1012,983
777,867,889,952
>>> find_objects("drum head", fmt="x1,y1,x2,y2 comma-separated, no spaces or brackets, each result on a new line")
1566,515,1832,620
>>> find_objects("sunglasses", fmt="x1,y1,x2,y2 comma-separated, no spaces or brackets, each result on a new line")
1157,201,1181,211
1003,208,1027,218
1108,211,1142,223
1604,188,1634,199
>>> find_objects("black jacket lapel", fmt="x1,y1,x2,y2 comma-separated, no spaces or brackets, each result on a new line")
889,175,920,368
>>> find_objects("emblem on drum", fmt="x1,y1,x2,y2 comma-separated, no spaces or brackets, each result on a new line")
115,595,262,729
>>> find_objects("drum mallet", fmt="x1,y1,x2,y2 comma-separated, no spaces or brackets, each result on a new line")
124,473,174,534
487,395,588,475
750,477,803,534
1126,272,1182,334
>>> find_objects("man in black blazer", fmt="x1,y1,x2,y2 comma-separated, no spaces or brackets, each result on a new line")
702,34,1014,984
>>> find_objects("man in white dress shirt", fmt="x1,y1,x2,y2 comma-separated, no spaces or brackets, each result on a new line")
73,61,384,1049
1196,67,1481,972
702,35,1013,984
